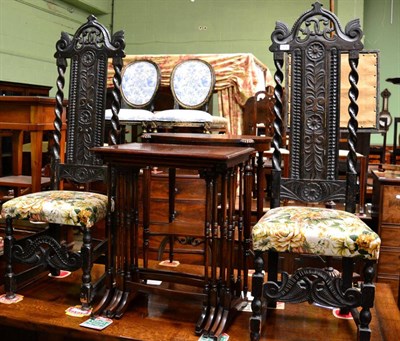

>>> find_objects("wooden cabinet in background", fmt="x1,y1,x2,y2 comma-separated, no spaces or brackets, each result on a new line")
143,169,207,264
371,165,400,305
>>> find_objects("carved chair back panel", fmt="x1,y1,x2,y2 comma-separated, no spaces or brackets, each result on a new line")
269,2,363,206
67,52,108,167
53,15,125,185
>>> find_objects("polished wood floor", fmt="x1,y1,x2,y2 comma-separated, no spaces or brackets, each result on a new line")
0,263,399,341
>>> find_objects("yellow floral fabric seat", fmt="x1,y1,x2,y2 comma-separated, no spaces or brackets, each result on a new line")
1,190,108,228
252,206,380,260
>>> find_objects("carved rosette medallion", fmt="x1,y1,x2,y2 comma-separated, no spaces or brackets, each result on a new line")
79,110,92,124
82,50,96,67
300,182,323,201
306,114,323,131
307,42,325,61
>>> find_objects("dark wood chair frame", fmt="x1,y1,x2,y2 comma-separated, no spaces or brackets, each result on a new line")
4,15,125,309
391,117,400,164
250,2,377,341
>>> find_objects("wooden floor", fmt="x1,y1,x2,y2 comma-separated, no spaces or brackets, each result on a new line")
0,264,399,341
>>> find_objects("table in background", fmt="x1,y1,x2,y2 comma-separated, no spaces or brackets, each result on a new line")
93,142,254,338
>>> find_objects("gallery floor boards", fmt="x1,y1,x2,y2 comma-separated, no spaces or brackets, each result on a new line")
0,263,399,341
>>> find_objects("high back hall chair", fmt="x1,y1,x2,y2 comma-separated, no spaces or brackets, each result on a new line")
154,59,228,133
1,15,125,310
249,3,381,341
105,60,161,140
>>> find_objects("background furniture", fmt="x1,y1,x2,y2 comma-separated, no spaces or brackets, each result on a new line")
0,82,53,197
107,53,272,134
368,89,391,165
0,81,51,97
391,117,400,164
143,132,271,219
0,96,66,195
386,77,400,164
105,59,161,140
0,82,51,175
371,165,400,307
1,15,125,310
242,86,275,136
153,59,226,133
250,3,380,341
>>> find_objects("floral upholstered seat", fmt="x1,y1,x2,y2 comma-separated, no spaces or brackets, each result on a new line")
1,190,108,228
252,206,380,259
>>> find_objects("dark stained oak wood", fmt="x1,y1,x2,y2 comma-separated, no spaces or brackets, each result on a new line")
142,133,271,152
92,142,254,169
0,264,397,340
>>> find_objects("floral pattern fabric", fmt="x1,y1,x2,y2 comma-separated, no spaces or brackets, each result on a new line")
172,60,213,107
1,190,109,228
122,61,160,107
252,206,380,260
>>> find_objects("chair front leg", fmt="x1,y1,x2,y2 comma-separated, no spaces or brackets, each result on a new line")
358,260,375,341
80,227,93,310
250,251,264,341
339,257,354,315
4,217,17,299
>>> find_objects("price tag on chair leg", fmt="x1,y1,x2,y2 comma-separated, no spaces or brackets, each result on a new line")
65,305,93,317
332,308,352,319
48,270,71,278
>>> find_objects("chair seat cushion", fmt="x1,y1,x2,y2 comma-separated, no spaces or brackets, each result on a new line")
1,190,108,228
252,206,380,260
154,109,213,123
105,108,154,122
211,115,228,127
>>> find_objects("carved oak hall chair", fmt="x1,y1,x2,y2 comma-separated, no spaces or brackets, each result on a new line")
105,59,161,139
250,3,381,341
1,15,125,310
154,59,228,133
